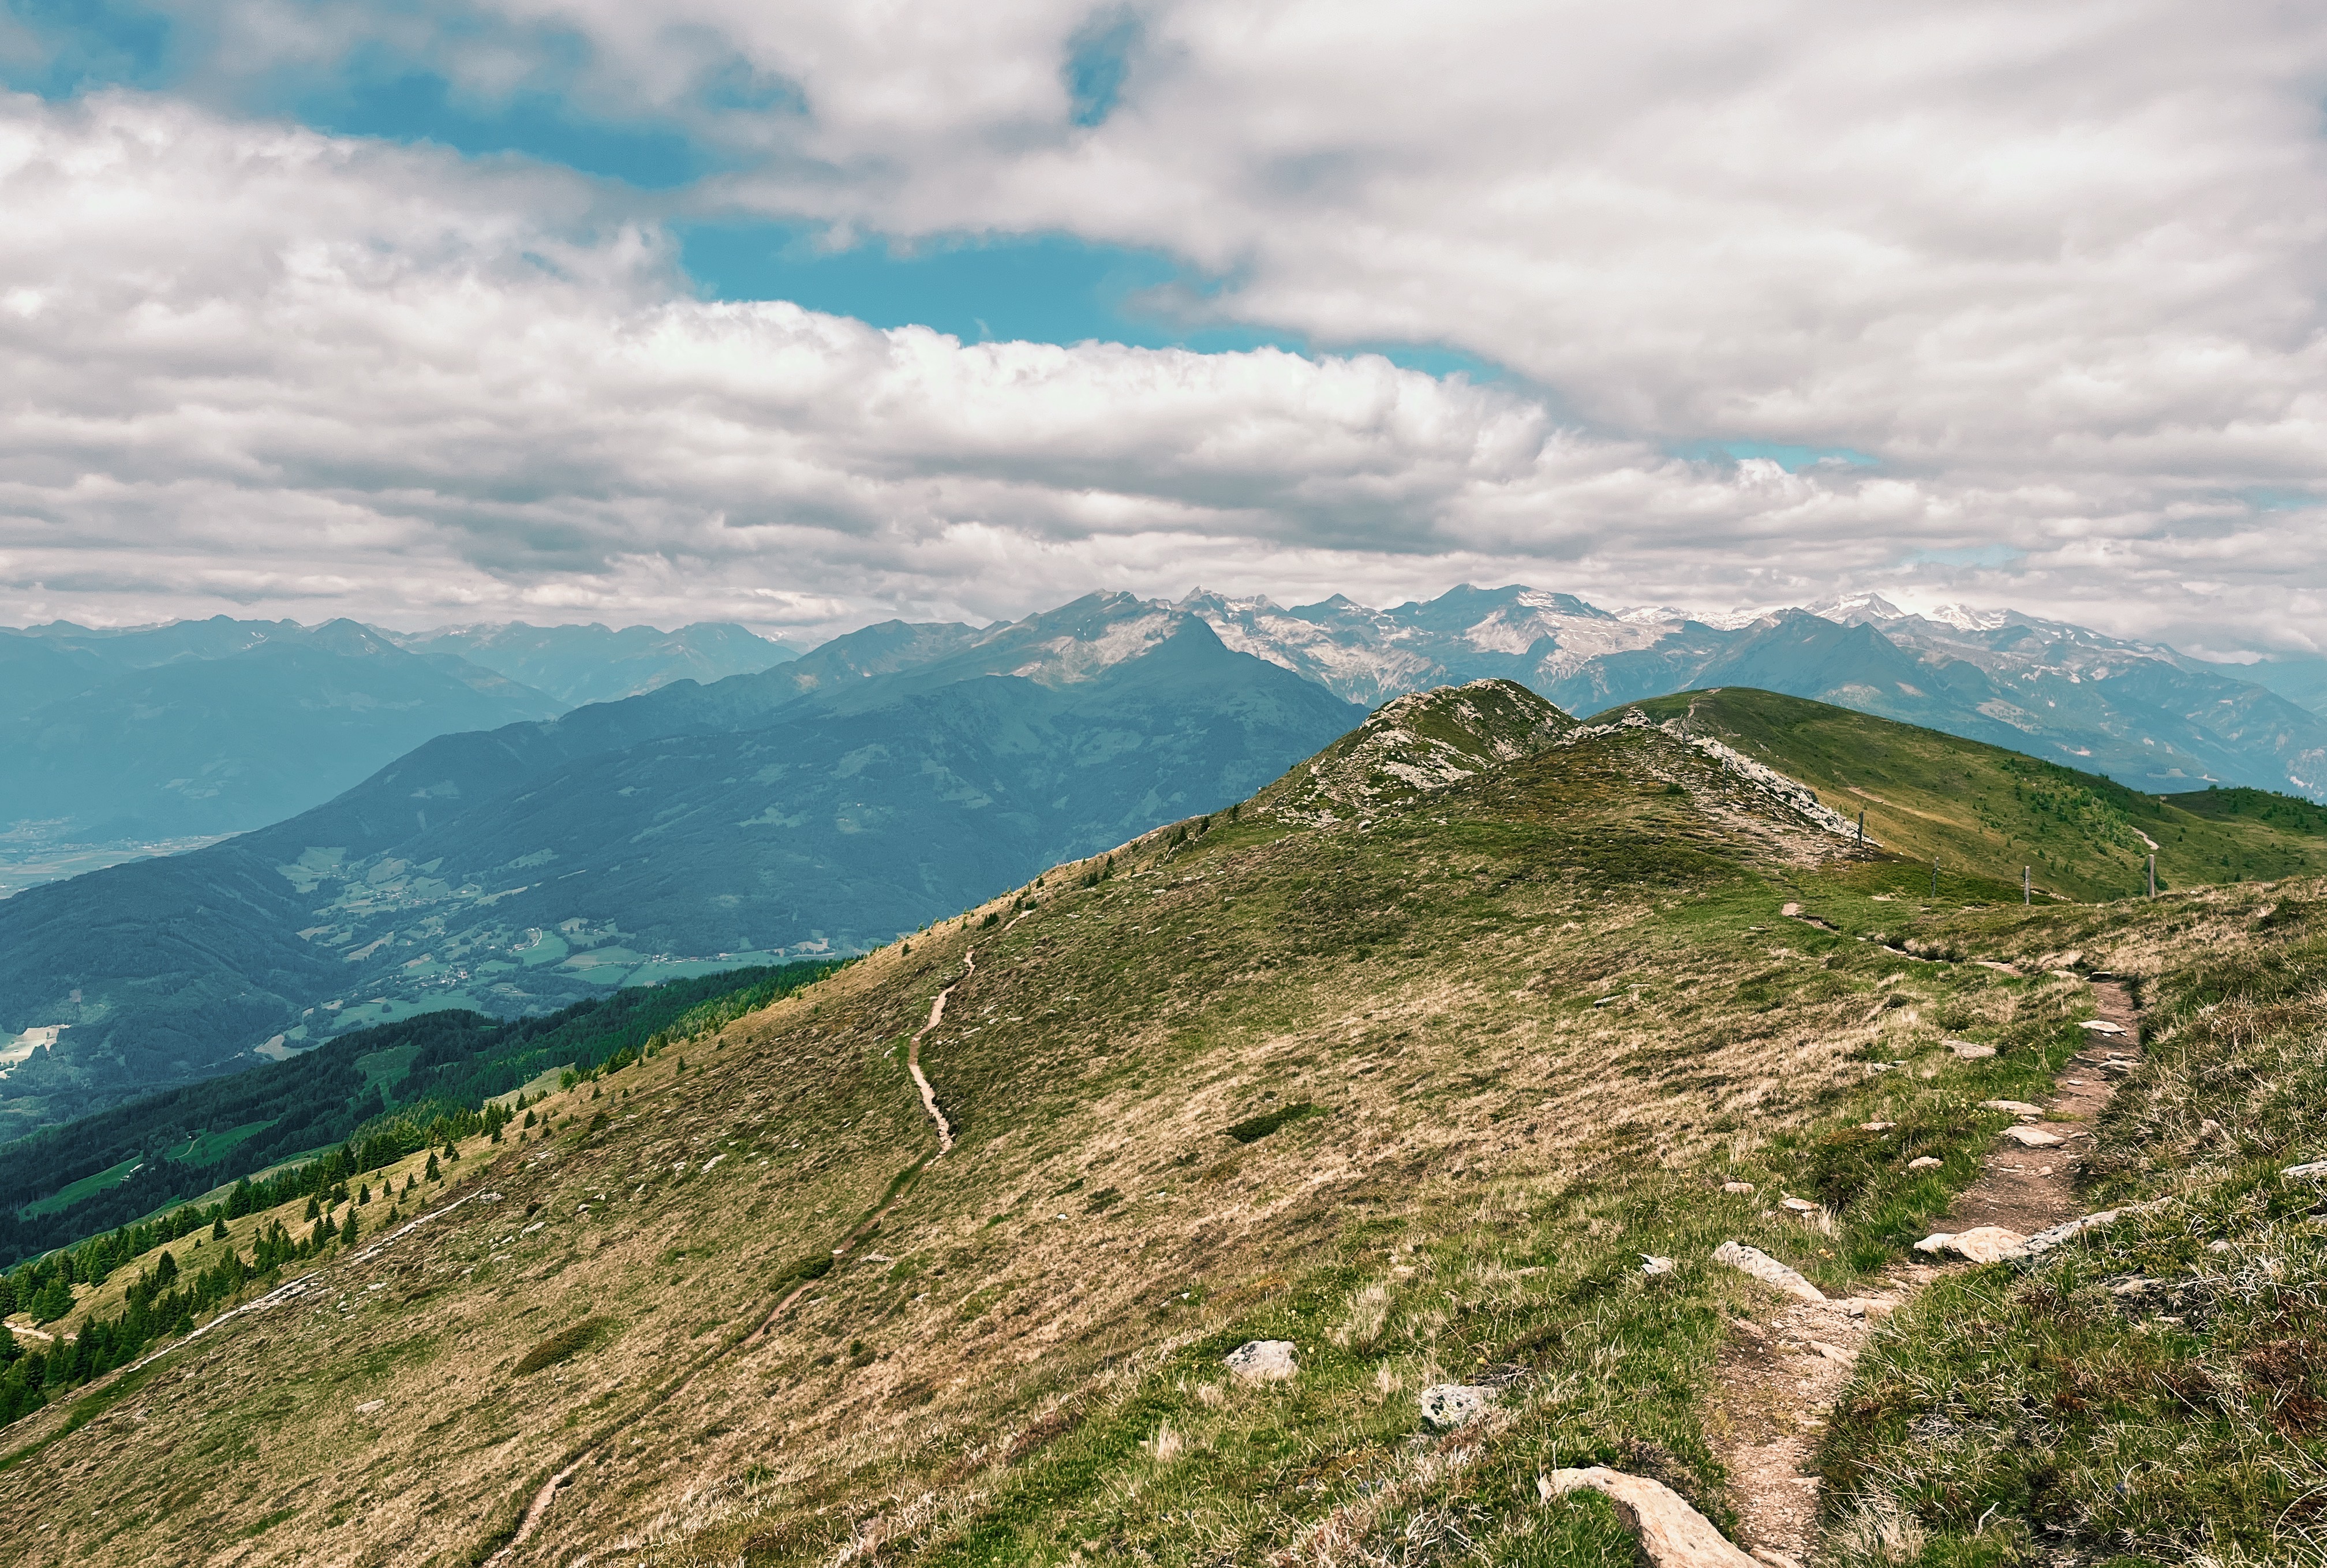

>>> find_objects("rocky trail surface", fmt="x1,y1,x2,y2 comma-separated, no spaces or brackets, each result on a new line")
1697,972,2141,1568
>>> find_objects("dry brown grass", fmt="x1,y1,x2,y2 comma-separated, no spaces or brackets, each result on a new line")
0,714,2256,1567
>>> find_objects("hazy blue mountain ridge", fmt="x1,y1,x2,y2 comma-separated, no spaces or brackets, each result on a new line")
388,620,798,706
0,600,1359,1133
0,620,563,845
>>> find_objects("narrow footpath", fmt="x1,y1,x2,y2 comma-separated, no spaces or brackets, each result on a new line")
1704,972,2141,1567
487,952,975,1564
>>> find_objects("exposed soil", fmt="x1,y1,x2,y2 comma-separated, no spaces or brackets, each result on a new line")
1704,974,2142,1565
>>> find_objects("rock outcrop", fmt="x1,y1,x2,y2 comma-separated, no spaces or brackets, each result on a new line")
1544,1467,1759,1568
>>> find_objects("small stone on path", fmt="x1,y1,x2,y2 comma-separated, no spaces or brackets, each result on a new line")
1980,1100,2043,1116
1713,1241,1825,1304
1913,1225,2027,1263
2001,1125,2066,1147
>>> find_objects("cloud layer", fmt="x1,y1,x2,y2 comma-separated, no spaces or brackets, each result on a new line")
3,1,2326,652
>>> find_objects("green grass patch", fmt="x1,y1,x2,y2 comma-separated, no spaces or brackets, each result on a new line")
1221,1102,1323,1144
514,1316,612,1376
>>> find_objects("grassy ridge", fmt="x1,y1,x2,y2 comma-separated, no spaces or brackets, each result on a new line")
1622,688,2327,900
0,687,2321,1565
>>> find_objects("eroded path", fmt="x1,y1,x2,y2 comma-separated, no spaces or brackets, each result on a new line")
488,954,977,1563
907,948,967,1154
1705,973,2142,1567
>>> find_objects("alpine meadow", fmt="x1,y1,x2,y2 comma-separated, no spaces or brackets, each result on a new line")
2,683,2321,1567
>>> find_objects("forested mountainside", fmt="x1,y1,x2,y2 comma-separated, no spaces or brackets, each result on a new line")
0,600,1359,1136
0,961,836,1268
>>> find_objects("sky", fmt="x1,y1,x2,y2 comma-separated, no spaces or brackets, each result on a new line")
0,2,2322,657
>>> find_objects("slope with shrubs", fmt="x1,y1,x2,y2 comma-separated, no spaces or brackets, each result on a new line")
0,960,839,1268
0,686,2319,1566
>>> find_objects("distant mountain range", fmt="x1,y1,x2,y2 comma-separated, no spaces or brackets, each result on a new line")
384,620,797,707
0,598,1356,1133
1183,587,2327,801
0,617,796,859
1,582,2321,1137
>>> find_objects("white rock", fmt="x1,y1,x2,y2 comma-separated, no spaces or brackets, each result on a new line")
1779,1196,1819,1213
2078,1020,2128,1035
1946,1041,1997,1058
2002,1125,2066,1147
1861,1121,1896,1132
1712,1241,1825,1304
1980,1100,2044,1115
355,1398,385,1415
1544,1467,1759,1568
1225,1339,1298,1382
1641,1255,1675,1275
1808,1339,1854,1363
1721,1181,1755,1194
1907,1156,1942,1170
1913,1226,2027,1263
1417,1383,1495,1429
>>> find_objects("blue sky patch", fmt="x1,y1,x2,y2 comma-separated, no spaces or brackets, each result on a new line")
1064,8,1140,127
294,65,716,188
678,222,1501,377
1675,440,1880,471
2,0,177,98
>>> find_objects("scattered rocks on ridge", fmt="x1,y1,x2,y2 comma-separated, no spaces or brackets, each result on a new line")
1712,1241,1825,1304
1417,1383,1495,1430
1543,1466,1759,1568
1224,1340,1297,1383
1913,1225,2029,1263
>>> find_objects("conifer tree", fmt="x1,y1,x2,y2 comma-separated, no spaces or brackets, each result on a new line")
358,1182,371,1205
341,1208,360,1246
425,1152,441,1181
212,1215,228,1240
33,1278,72,1324
305,1195,322,1222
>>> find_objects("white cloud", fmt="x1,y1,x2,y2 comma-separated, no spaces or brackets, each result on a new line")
6,0,2327,658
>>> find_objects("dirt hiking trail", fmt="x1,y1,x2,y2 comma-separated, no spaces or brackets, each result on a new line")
487,953,977,1563
1704,974,2140,1567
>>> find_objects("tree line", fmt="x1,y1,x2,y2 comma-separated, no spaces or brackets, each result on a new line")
0,959,840,1269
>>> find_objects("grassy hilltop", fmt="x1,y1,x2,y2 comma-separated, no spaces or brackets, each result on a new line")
0,685,2319,1566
